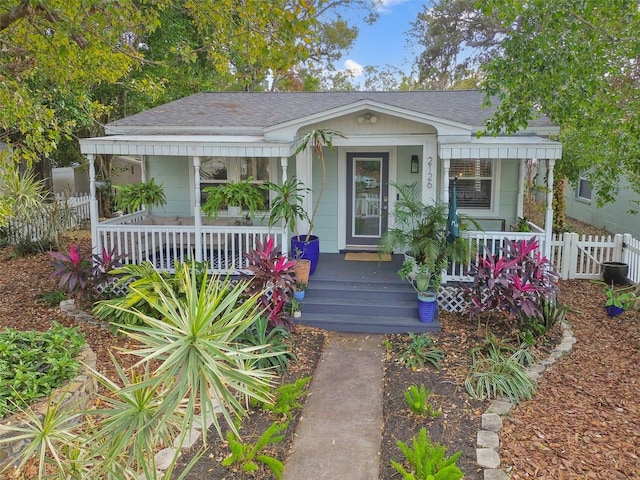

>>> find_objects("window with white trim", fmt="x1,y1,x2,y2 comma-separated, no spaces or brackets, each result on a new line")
449,159,494,210
576,176,592,202
200,157,272,208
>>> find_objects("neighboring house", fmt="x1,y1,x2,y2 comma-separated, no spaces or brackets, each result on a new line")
565,175,640,239
79,90,562,270
52,156,142,196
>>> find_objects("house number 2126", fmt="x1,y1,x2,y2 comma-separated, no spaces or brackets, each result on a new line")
427,157,433,189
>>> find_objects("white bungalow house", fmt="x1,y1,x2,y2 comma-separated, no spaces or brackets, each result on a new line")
79,91,562,282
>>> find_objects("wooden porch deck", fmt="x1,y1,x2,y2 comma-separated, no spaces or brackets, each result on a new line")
296,253,442,334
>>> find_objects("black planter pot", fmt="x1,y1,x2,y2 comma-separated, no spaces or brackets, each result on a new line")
602,262,629,286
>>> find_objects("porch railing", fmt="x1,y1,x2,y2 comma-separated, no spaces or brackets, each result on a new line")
95,213,286,273
95,213,640,283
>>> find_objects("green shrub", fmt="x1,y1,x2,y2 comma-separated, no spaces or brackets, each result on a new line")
222,420,287,480
390,427,463,480
0,323,85,416
404,384,441,418
465,348,535,404
0,263,278,479
398,333,444,370
238,316,296,374
256,376,312,419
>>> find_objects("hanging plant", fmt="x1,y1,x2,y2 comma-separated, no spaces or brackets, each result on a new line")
114,179,166,212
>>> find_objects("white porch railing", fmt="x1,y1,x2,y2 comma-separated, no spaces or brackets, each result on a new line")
95,213,286,273
94,213,640,283
445,231,547,283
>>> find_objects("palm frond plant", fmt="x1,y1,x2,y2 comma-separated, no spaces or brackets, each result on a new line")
1,167,73,252
264,176,311,238
379,182,476,266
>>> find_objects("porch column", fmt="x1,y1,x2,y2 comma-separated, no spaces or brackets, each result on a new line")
193,156,203,263
544,159,556,259
517,159,526,219
87,154,101,255
141,155,147,183
280,156,289,254
280,156,288,184
442,158,451,204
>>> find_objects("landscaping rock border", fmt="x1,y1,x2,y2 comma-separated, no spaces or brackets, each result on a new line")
0,345,97,471
475,320,576,479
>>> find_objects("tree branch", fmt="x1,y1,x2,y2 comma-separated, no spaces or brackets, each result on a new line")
0,0,32,31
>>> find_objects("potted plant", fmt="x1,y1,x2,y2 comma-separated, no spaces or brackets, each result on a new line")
113,178,166,213
600,282,637,317
291,297,302,318
290,129,347,274
398,257,445,323
202,177,265,223
378,182,477,268
294,282,307,302
264,177,313,282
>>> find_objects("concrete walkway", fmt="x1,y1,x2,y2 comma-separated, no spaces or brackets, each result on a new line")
283,333,385,480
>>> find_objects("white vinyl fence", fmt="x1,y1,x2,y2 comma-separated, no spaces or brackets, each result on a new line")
440,231,640,312
7,194,90,244
445,232,640,284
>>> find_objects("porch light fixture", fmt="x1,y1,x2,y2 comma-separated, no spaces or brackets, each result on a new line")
410,155,419,173
357,113,378,124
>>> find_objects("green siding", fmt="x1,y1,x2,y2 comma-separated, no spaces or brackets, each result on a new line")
496,160,519,229
566,176,640,238
147,156,192,216
312,148,339,252
397,146,422,187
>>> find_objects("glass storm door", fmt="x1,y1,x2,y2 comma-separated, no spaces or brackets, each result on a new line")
346,152,389,247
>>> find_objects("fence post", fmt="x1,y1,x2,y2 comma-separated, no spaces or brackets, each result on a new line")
561,233,574,280
613,234,625,262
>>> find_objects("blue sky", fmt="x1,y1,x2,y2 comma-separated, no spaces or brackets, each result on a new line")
339,0,425,80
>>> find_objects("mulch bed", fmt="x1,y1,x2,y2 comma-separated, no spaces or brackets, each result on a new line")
1,231,639,479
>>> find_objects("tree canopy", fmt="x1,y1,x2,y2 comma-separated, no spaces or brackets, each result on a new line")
480,0,640,205
1,0,377,170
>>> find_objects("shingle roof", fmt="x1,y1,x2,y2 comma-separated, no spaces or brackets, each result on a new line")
106,90,555,133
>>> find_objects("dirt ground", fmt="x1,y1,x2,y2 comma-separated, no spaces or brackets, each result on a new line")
1,223,639,479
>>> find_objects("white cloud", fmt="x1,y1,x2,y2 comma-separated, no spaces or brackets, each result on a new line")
343,59,364,77
376,0,410,14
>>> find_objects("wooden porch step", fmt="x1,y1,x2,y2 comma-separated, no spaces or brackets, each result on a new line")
296,278,441,334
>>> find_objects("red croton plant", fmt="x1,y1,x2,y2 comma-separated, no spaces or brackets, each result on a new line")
465,237,559,325
244,237,298,329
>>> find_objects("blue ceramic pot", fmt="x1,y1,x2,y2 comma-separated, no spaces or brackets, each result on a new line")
605,304,624,317
417,292,437,323
291,235,320,275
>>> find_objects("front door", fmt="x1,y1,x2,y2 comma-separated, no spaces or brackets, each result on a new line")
346,152,389,248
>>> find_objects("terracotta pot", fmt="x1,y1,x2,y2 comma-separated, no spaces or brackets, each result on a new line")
293,258,312,284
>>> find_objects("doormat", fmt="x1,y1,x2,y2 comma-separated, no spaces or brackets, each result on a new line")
344,252,391,262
